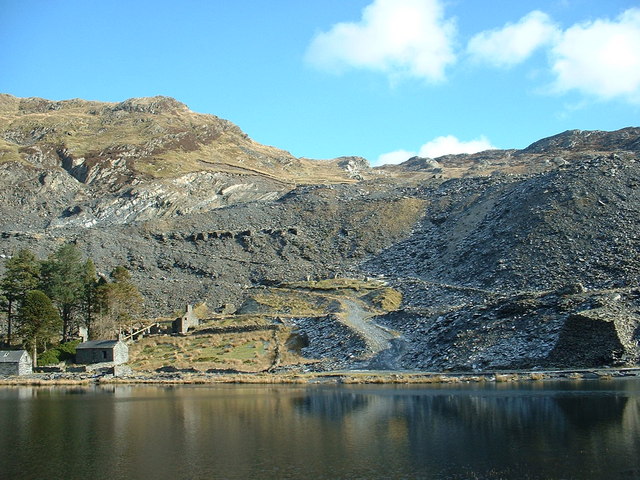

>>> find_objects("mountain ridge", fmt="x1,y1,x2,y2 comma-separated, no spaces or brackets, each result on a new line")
1,93,640,371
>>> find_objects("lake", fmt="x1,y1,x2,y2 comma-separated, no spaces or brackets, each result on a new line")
1,380,639,479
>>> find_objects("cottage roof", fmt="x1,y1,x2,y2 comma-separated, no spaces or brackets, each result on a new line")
0,350,29,362
76,340,122,349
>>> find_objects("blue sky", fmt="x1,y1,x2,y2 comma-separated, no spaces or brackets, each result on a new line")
1,0,639,165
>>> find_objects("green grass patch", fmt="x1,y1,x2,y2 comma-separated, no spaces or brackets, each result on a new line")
195,346,224,357
221,342,261,361
287,278,384,292
364,287,403,311
252,292,322,315
128,329,277,372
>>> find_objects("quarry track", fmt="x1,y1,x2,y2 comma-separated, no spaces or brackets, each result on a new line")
336,299,409,370
339,299,397,356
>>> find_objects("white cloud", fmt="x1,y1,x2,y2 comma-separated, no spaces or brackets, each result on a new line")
467,11,559,67
418,135,495,158
376,149,417,166
467,8,640,101
550,8,640,101
375,135,495,166
305,0,456,82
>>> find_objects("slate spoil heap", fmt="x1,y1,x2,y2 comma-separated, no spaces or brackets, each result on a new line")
365,151,640,370
1,94,639,371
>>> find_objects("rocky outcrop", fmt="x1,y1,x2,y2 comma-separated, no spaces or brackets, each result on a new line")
521,127,640,154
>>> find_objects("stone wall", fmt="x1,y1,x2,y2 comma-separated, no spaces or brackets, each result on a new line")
17,354,32,375
547,310,625,367
0,363,18,376
113,341,129,365
76,348,113,364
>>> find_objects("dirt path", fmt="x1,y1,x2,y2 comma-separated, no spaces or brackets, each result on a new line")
337,299,406,370
338,299,395,354
266,287,406,369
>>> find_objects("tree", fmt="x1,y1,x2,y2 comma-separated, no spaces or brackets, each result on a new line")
40,244,84,342
1,249,41,345
18,290,62,366
93,266,144,339
81,258,99,340
0,293,7,347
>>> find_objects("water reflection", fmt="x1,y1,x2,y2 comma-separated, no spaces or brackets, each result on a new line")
292,391,370,420
1,381,639,479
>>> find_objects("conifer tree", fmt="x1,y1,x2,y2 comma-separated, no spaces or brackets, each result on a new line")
18,290,61,366
0,249,41,345
40,244,84,342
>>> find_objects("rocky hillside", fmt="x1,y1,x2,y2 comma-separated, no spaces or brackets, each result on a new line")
365,141,640,370
0,94,369,231
1,94,639,371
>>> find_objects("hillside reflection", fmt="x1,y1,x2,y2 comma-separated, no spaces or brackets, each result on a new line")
1,381,639,479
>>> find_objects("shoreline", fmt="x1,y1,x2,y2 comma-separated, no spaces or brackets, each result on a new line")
1,367,640,386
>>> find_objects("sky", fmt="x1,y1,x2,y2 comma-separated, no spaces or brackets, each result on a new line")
1,0,640,166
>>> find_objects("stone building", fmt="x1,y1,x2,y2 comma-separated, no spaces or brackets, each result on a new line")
0,350,33,375
75,339,129,365
172,304,199,334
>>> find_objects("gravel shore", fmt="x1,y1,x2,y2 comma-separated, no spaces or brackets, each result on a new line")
2,367,639,386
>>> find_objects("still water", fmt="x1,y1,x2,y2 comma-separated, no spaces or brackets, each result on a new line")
1,380,639,480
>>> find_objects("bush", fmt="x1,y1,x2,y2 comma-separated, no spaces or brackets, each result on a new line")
37,349,61,366
38,340,81,366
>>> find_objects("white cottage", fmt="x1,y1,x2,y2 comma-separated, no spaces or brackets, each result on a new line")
0,350,33,376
